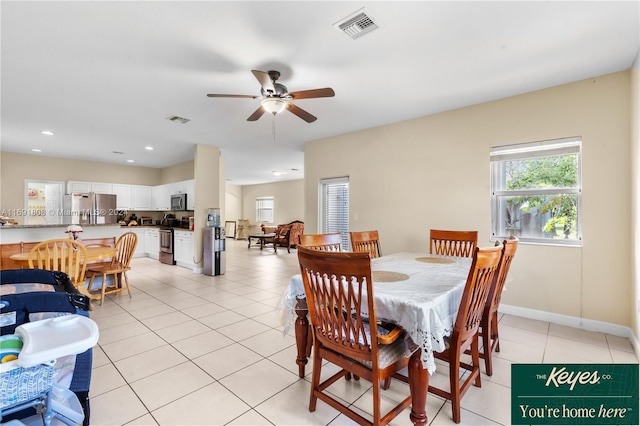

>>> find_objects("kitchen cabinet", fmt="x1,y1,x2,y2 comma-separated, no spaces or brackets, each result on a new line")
112,184,152,210
145,228,159,259
66,181,92,194
131,185,152,210
152,184,171,211
113,184,132,210
92,182,113,194
174,230,194,268
185,180,195,210
120,228,146,258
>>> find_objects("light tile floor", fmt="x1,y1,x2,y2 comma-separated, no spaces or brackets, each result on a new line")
88,239,639,426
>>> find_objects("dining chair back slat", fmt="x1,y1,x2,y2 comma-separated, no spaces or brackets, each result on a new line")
430,229,478,258
350,230,381,258
298,233,342,252
28,239,88,287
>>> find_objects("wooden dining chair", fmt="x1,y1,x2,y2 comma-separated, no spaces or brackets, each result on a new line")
479,236,518,376
297,245,413,426
298,233,342,251
429,229,478,258
350,230,381,258
85,232,138,305
427,244,502,424
28,238,88,290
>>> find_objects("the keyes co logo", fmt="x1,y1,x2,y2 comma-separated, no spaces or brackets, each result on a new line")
545,366,601,390
512,364,639,425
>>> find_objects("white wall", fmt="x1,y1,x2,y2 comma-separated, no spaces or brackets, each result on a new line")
305,71,632,328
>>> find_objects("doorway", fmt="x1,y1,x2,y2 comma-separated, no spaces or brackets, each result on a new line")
25,180,64,225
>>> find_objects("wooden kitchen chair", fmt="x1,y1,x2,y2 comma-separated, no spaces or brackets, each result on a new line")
297,246,412,426
28,239,88,293
478,236,518,376
427,244,502,423
298,233,342,251
85,232,137,305
430,229,478,258
350,230,381,258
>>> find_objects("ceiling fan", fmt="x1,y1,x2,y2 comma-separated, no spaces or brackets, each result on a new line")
207,70,335,123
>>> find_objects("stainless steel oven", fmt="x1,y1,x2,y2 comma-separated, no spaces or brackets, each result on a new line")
159,228,175,265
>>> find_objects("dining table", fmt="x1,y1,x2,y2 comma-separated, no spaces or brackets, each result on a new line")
9,246,118,266
280,251,472,426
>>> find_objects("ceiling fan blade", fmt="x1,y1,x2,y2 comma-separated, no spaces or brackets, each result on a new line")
251,70,275,93
247,106,266,121
286,102,317,123
207,94,258,99
288,88,335,100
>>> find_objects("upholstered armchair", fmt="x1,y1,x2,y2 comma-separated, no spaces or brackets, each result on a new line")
264,220,304,253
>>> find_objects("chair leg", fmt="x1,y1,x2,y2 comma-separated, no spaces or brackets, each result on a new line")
450,352,462,424
471,336,482,387
309,344,322,412
100,273,108,306
492,312,500,353
122,271,132,298
481,314,493,376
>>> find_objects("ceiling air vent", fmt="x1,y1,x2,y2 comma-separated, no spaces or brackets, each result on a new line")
334,8,380,40
167,115,191,124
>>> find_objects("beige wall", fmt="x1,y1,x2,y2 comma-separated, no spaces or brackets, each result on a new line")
159,160,194,184
242,179,304,226
305,71,632,327
225,183,242,224
631,50,640,341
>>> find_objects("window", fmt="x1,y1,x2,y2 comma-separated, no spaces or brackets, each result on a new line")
256,197,274,223
491,137,582,245
320,177,349,250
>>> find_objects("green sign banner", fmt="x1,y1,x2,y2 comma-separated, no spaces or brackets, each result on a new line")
512,364,639,425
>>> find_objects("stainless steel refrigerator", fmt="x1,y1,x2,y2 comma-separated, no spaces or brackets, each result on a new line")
203,227,225,276
63,193,117,225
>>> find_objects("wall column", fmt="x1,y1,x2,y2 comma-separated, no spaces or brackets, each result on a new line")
193,144,224,273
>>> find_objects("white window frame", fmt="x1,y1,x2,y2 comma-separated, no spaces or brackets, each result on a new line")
256,196,274,224
319,177,350,250
490,137,582,246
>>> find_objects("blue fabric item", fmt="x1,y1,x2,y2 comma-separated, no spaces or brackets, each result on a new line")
0,269,92,425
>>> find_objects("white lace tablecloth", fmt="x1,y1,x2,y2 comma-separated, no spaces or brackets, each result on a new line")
280,252,472,374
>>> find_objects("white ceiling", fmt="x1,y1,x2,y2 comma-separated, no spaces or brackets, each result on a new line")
2,1,638,185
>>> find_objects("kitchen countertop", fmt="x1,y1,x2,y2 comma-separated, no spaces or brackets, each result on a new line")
0,223,120,229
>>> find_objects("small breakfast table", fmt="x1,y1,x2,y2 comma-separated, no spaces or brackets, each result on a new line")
9,246,118,266
281,252,472,426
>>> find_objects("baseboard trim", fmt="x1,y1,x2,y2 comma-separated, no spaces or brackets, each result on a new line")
499,304,634,338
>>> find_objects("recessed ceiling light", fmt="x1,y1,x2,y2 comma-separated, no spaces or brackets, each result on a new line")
31,149,42,152
127,160,135,163
145,146,154,151
40,130,55,136
272,171,288,177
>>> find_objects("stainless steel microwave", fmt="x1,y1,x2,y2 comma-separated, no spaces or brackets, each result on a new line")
170,193,187,211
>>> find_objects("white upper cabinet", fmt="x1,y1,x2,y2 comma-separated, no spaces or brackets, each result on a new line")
131,185,152,210
91,182,113,194
113,184,132,210
185,180,195,210
152,184,171,211
66,181,92,194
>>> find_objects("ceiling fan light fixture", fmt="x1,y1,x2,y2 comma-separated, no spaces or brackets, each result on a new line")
261,98,287,115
